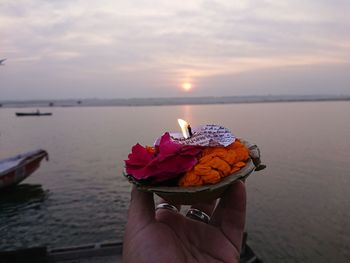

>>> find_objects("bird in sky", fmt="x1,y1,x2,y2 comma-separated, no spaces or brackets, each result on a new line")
0,58,7,65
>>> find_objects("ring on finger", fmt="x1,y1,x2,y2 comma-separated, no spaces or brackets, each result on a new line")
156,203,179,213
186,208,210,224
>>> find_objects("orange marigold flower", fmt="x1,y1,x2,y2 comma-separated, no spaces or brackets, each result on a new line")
178,140,249,187
235,161,246,168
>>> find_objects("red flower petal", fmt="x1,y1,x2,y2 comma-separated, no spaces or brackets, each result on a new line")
129,144,153,163
125,133,201,183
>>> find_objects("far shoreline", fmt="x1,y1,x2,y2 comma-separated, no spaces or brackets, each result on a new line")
0,95,349,108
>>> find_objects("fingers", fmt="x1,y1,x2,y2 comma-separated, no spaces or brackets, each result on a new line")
127,186,155,227
210,181,246,250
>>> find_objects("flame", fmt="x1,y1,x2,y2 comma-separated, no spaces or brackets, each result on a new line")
177,118,189,139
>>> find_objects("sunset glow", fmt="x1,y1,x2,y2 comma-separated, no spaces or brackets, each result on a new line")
182,83,192,91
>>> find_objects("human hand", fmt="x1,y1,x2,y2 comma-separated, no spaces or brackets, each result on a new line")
123,181,246,263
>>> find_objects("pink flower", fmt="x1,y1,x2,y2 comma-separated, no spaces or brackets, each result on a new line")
125,133,202,184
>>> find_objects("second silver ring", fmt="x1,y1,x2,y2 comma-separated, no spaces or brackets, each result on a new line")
186,208,211,224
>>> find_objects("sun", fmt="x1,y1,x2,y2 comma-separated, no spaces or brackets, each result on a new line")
182,82,192,91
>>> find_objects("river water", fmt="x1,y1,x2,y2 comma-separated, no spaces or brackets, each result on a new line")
0,101,349,262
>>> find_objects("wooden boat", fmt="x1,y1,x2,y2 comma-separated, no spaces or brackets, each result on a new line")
0,149,48,189
16,112,52,116
0,234,262,262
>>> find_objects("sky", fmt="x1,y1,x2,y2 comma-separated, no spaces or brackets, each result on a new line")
1,0,350,100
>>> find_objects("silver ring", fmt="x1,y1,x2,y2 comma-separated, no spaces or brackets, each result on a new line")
156,203,179,213
186,208,210,224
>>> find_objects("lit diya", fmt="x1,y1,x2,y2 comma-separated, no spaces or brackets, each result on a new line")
124,119,265,204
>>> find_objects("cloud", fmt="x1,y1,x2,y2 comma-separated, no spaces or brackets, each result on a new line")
1,0,350,99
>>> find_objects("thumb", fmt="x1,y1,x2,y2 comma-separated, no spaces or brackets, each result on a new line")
123,187,155,262
210,181,246,251
127,186,155,228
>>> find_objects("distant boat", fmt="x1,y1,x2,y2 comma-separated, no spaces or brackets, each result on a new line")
0,149,48,189
16,111,52,117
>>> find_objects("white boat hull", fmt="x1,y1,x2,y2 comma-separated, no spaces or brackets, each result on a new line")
0,150,48,189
